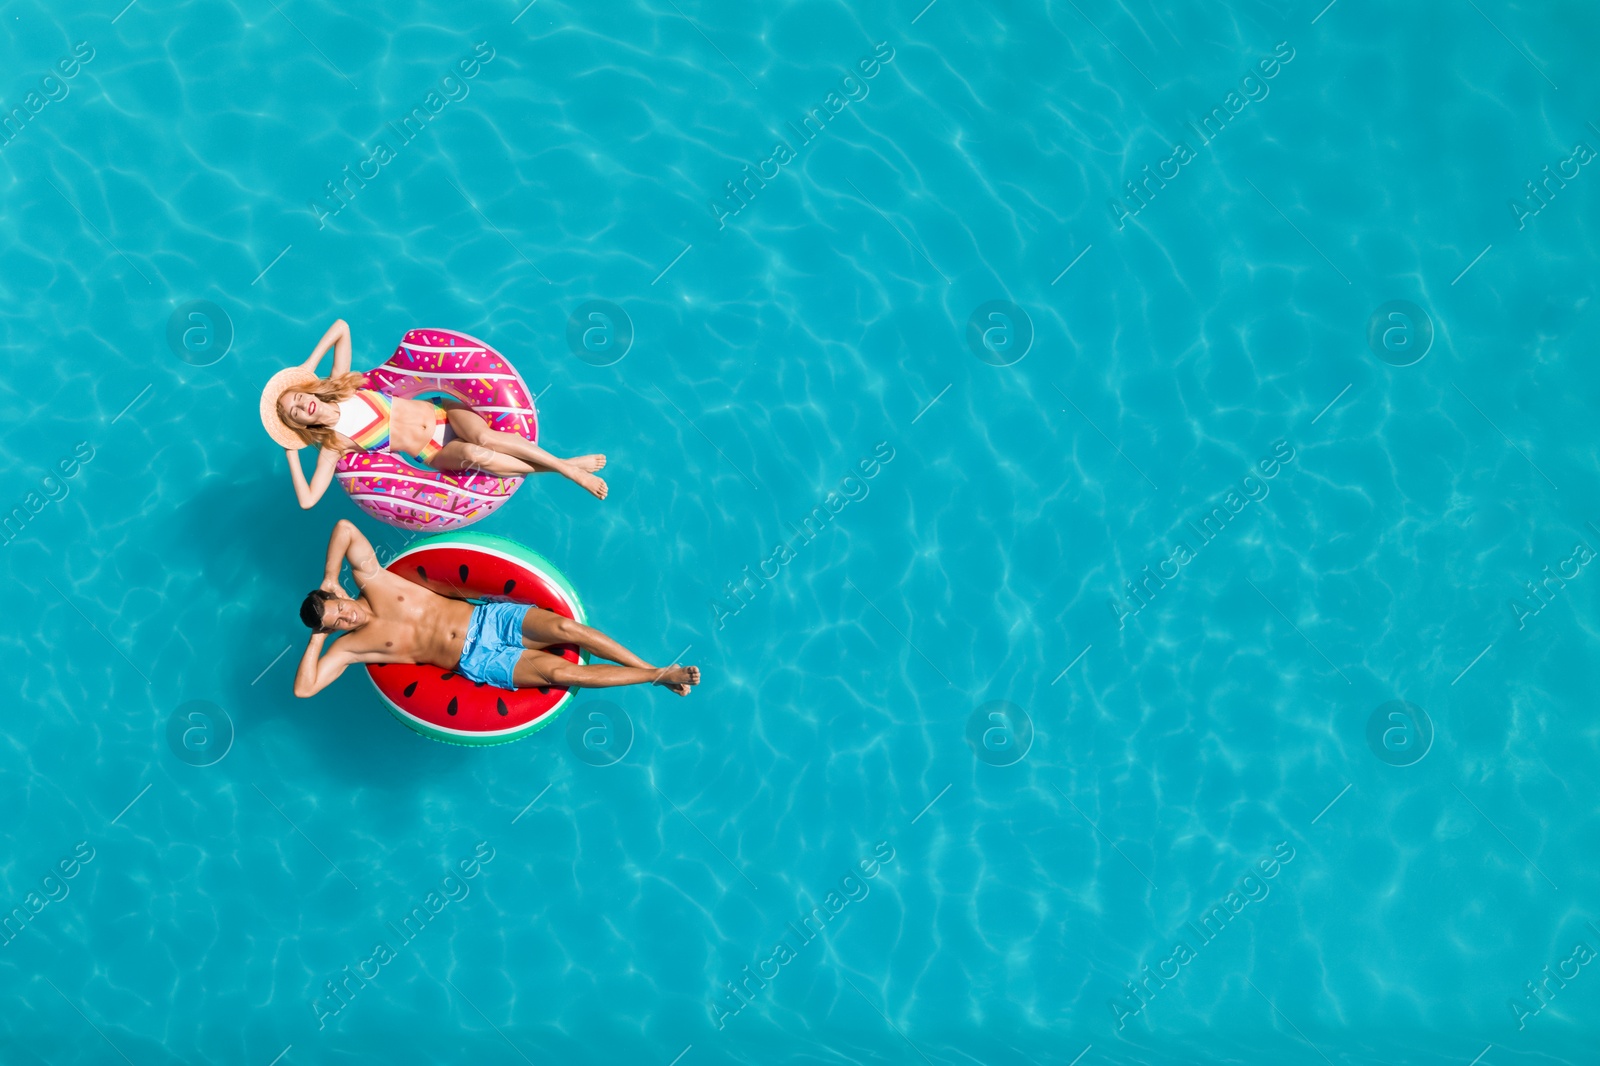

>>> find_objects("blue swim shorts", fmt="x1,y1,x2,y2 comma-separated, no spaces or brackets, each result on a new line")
455,601,532,688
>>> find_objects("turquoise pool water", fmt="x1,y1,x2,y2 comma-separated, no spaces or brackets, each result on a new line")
4,0,1599,1062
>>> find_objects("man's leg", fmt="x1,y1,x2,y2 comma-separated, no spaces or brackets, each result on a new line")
512,648,698,695
520,607,655,670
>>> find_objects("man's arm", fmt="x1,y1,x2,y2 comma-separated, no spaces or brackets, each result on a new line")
322,519,384,592
301,319,353,377
292,632,359,698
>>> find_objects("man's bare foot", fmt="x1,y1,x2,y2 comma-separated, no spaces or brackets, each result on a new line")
576,472,608,500
570,454,606,473
653,665,700,696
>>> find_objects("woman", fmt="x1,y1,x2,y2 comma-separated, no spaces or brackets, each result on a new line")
260,320,607,509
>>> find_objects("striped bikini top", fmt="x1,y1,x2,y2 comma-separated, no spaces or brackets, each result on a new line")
333,389,393,452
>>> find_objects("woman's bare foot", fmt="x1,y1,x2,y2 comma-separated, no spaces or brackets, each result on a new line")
575,472,608,500
570,454,606,472
653,665,700,696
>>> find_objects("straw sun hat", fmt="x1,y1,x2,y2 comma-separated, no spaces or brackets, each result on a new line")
260,366,321,450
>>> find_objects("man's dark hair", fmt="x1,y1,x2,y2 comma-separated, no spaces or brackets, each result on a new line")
300,589,334,631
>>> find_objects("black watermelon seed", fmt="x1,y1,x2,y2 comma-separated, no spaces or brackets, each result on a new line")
442,671,456,680
446,697,458,716
474,681,486,688
503,579,516,595
496,698,509,716
416,565,427,580
403,682,418,697
459,564,469,582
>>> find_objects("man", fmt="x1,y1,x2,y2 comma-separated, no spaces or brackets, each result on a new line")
292,520,699,698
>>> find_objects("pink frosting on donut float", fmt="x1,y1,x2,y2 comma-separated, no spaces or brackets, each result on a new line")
334,328,538,531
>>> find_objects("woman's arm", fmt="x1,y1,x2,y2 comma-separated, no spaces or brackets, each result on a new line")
287,447,342,509
300,319,353,376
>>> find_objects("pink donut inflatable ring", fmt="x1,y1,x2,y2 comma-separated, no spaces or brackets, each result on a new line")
336,328,538,532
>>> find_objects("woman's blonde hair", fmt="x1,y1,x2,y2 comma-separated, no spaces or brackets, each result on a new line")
281,372,366,451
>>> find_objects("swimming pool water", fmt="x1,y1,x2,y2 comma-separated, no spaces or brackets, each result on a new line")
3,0,1599,1062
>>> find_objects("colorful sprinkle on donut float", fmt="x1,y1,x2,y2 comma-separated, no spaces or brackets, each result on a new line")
366,531,589,746
336,328,537,531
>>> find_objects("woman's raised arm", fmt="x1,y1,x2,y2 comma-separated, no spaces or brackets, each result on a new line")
300,319,353,376
286,446,342,509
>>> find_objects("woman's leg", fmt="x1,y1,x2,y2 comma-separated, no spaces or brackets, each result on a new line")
428,440,537,477
441,406,560,472
445,408,608,499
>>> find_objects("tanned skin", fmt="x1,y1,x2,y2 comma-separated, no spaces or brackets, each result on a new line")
280,319,608,509
293,520,699,698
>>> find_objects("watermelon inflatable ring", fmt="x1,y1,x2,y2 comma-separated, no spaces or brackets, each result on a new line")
335,328,539,533
366,531,589,746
